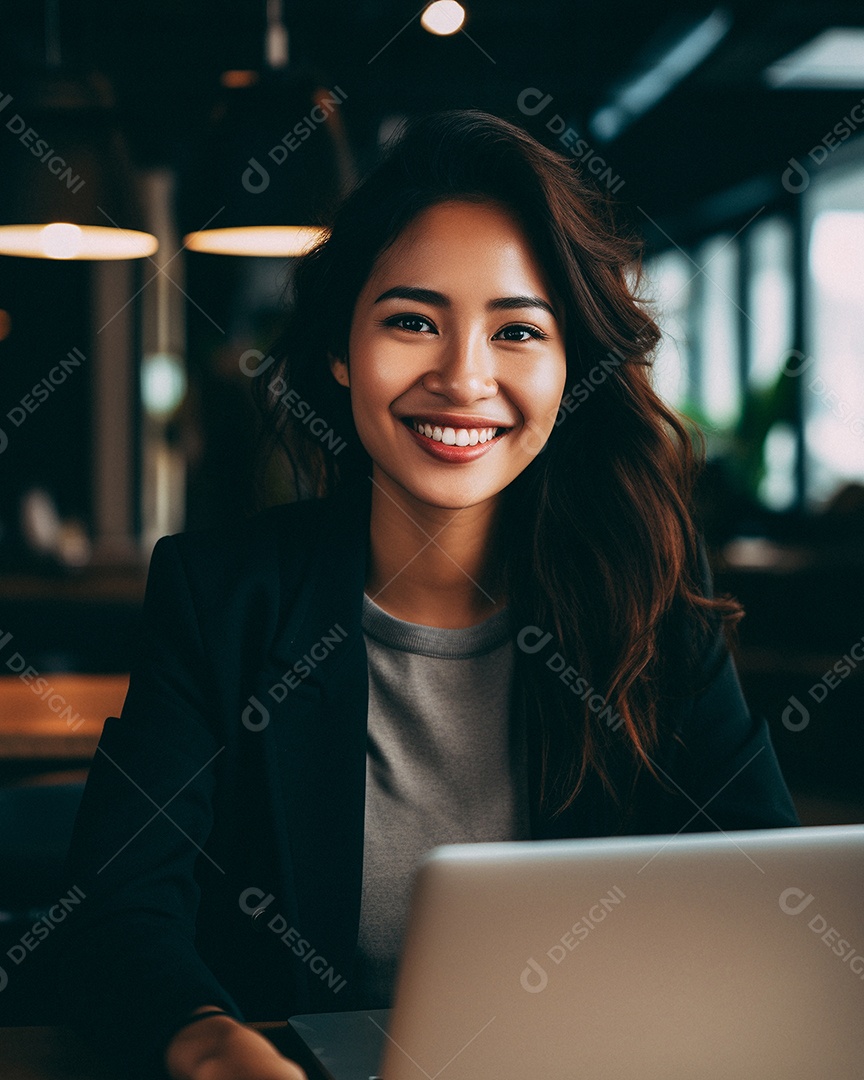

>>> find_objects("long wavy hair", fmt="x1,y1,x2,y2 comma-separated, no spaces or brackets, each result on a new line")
251,108,743,818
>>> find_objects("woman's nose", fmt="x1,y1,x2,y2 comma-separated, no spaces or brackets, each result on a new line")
421,332,497,402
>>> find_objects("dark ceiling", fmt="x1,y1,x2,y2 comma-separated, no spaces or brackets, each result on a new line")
3,1,864,246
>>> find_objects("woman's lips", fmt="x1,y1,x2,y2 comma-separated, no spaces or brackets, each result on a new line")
402,418,510,462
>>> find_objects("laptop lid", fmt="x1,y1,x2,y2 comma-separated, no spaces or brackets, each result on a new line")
286,824,864,1080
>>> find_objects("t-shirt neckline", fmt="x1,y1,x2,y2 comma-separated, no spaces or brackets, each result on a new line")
361,591,512,659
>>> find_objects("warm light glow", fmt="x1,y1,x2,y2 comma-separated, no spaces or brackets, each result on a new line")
0,309,10,342
41,222,84,258
183,225,329,257
421,1,466,36
0,224,158,260
221,69,259,88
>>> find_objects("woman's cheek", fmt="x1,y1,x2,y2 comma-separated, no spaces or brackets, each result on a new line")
519,365,566,431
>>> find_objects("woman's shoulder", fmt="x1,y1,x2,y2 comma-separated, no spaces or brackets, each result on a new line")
153,496,335,604
172,497,327,552
158,481,369,598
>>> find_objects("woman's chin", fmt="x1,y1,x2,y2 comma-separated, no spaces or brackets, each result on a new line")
374,469,505,514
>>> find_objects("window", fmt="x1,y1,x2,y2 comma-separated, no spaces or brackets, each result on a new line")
747,217,794,390
803,149,864,508
644,250,692,411
696,234,741,431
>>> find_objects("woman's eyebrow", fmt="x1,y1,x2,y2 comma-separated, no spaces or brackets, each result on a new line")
374,286,449,306
488,295,558,320
374,285,558,320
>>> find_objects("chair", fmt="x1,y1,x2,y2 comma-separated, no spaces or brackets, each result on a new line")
0,778,86,1025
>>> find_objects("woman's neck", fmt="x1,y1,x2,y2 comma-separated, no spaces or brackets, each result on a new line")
365,474,505,628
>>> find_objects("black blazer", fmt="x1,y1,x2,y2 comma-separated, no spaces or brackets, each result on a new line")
55,479,798,1077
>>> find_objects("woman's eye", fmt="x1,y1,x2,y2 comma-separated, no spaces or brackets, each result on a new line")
382,314,436,334
493,323,548,342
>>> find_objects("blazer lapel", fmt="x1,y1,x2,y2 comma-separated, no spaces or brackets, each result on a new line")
248,480,372,1010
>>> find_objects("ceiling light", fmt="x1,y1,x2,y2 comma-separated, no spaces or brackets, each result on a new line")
589,7,732,142
421,1,466,36
177,0,353,257
0,223,157,260
0,6,157,261
183,225,327,257
765,29,864,89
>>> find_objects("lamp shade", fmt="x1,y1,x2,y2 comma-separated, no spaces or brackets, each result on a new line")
183,225,327,257
0,72,158,260
177,70,353,257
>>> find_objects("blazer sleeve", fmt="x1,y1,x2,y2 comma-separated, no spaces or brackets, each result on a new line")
53,534,245,1078
658,539,800,832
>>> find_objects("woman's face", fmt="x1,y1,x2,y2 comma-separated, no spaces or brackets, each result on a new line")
333,198,567,513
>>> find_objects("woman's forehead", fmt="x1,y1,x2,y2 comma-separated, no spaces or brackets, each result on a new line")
359,199,553,298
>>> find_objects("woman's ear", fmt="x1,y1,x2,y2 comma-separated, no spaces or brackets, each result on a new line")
328,352,350,387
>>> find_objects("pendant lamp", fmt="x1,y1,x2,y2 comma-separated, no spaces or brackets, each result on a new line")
179,0,353,257
0,3,157,261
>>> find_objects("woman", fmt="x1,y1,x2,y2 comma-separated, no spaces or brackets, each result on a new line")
56,109,798,1080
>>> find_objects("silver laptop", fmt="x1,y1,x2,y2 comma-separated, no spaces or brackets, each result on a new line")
282,825,864,1080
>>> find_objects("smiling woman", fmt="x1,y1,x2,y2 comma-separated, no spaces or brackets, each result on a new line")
56,109,798,1080
326,198,568,626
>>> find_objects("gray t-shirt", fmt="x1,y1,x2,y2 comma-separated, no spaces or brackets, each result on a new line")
352,592,530,1007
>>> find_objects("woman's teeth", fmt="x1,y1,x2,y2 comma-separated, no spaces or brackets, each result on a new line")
410,420,500,446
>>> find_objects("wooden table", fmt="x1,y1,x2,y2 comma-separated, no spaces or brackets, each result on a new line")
0,675,127,759
0,1023,312,1080
0,1027,118,1080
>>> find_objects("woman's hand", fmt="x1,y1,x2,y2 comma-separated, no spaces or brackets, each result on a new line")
164,1012,308,1080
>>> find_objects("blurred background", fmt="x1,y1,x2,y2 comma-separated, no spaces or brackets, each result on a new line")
1,0,863,1020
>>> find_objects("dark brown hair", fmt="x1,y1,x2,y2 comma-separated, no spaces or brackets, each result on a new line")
252,108,742,817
